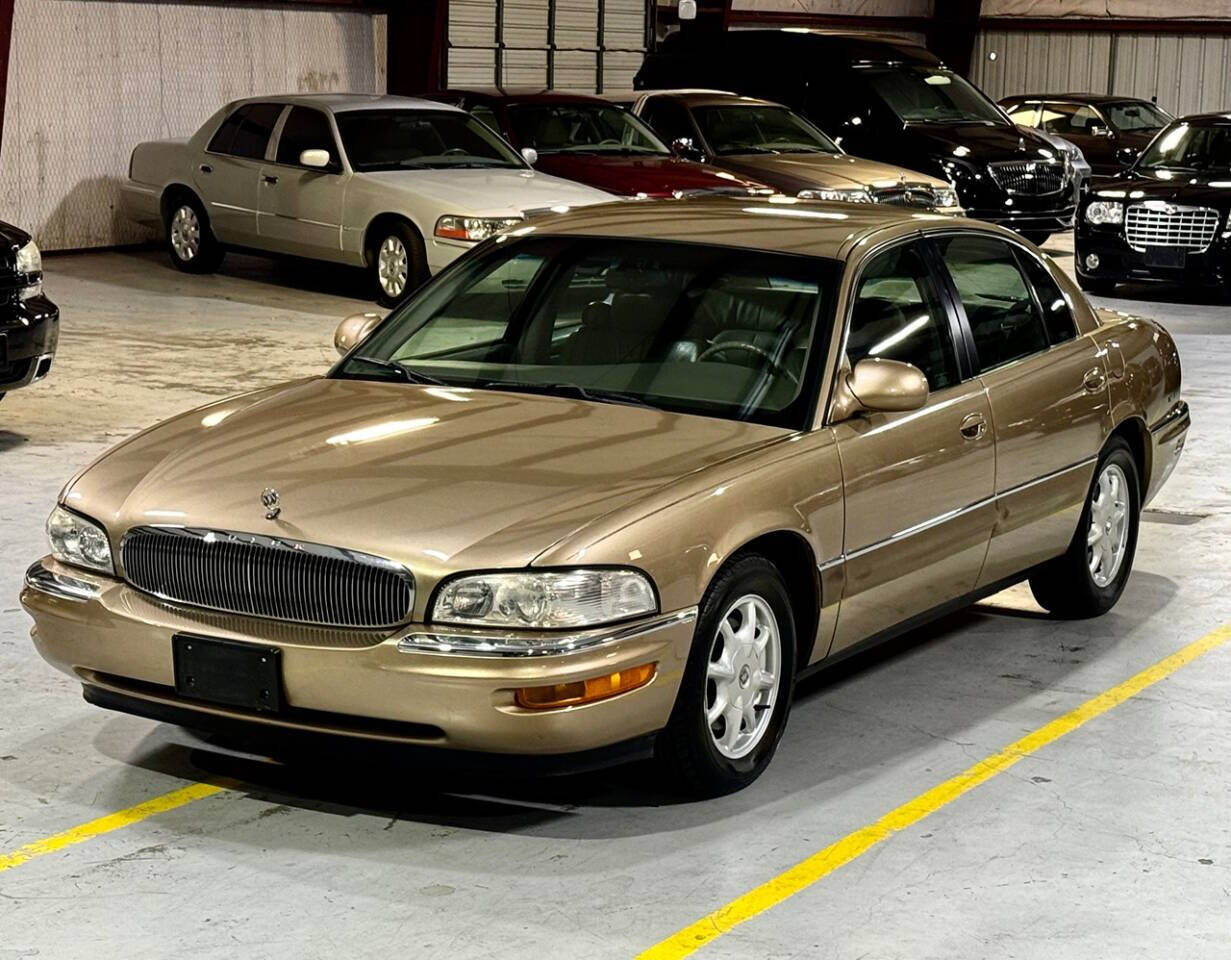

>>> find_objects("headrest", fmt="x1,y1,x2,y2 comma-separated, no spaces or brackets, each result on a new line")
604,266,679,294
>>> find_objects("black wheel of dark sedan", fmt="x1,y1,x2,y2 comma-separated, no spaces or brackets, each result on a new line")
1029,437,1140,618
656,554,796,797
165,195,224,274
1078,274,1116,296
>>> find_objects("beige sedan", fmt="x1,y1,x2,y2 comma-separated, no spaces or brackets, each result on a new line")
23,199,1188,794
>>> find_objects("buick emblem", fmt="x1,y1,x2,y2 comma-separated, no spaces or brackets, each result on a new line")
261,487,282,521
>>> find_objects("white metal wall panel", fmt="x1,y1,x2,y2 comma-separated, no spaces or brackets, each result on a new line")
972,29,1112,102
448,0,647,92
973,27,1231,117
0,0,385,251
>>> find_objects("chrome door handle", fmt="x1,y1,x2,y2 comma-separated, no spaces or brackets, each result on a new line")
262,174,278,185
959,412,987,441
198,163,212,174
1083,366,1107,392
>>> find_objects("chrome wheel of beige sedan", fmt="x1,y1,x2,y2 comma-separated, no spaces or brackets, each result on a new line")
1088,462,1130,587
378,235,408,299
170,205,200,262
706,594,782,760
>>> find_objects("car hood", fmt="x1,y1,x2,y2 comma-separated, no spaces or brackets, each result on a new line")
714,153,944,194
531,153,766,198
901,120,1059,164
68,378,789,577
1091,168,1231,208
360,167,616,216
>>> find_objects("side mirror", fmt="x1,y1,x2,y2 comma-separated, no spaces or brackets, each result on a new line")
670,137,704,161
521,147,539,166
334,312,382,356
831,358,929,422
1090,125,1112,138
300,148,332,169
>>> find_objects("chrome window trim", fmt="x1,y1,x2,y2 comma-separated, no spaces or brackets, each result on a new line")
397,607,699,658
25,561,101,603
816,455,1098,570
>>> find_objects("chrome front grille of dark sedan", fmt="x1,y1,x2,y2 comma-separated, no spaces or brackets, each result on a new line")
121,527,415,629
988,159,1067,196
1124,204,1220,252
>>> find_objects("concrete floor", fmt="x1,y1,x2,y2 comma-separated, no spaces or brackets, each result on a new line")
1,238,1229,959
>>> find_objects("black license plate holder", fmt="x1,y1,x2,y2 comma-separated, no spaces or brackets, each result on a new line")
172,634,282,712
1143,246,1186,269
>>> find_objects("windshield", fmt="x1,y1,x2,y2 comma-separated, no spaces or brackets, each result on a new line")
692,105,840,156
1106,100,1170,133
860,66,1007,125
508,103,669,156
334,237,835,429
336,109,524,171
1137,120,1231,172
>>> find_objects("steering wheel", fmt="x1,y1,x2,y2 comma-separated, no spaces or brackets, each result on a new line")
695,341,799,384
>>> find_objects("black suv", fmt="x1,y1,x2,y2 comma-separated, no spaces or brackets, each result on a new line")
636,30,1077,244
1,220,58,402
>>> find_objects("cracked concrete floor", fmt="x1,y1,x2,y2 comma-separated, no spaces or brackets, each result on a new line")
1,239,1229,959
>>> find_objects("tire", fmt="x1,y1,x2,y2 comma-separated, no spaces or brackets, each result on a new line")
656,554,797,796
1020,229,1052,247
1029,438,1140,618
1077,273,1116,296
165,194,224,273
369,220,428,307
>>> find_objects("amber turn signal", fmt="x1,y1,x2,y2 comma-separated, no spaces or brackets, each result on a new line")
515,662,656,709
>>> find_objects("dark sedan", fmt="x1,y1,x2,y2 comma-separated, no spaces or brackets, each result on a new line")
1076,112,1231,295
1001,94,1172,175
0,221,58,402
429,88,770,199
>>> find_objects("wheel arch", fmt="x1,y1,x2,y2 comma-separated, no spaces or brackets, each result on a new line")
724,529,822,673
362,212,426,267
1108,414,1150,494
159,183,206,227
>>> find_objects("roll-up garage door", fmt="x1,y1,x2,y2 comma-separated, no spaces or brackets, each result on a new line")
448,0,649,92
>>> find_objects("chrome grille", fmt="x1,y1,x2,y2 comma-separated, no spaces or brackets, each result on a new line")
988,159,1067,196
1125,204,1220,252
121,527,414,629
873,184,940,209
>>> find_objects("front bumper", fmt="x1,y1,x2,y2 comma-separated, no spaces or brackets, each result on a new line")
965,205,1076,233
1077,225,1230,288
0,292,58,391
21,557,696,761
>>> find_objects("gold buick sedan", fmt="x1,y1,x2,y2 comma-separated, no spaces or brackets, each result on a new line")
23,199,1188,794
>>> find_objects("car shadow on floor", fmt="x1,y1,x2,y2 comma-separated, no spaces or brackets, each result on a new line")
0,430,30,452
88,571,1177,845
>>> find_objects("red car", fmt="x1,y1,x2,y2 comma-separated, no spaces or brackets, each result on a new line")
430,89,770,199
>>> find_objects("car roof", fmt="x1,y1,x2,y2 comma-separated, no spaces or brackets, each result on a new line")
1000,93,1159,107
230,93,463,114
523,196,995,260
644,91,782,109
1175,111,1231,123
661,28,940,66
439,88,613,106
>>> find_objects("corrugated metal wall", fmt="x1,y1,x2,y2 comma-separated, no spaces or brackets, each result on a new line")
973,28,1231,117
0,0,386,251
448,0,649,92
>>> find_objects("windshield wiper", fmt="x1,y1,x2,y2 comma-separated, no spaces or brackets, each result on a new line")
349,356,446,385
478,379,657,409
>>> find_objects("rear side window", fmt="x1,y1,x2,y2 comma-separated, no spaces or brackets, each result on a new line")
1040,102,1103,136
469,104,502,135
1015,251,1076,344
1005,103,1039,127
276,107,337,166
934,235,1050,372
847,242,958,391
208,103,284,159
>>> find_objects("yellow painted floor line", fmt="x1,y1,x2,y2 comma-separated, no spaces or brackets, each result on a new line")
638,623,1231,960
0,780,234,873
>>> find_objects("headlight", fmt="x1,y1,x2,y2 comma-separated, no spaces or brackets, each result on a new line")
933,186,961,210
1085,201,1124,225
15,239,41,275
47,506,113,574
434,215,523,242
797,187,874,204
433,569,657,629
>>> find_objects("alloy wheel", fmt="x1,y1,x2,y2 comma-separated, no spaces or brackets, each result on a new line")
170,205,201,262
378,235,408,298
1088,462,1130,587
705,594,782,760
